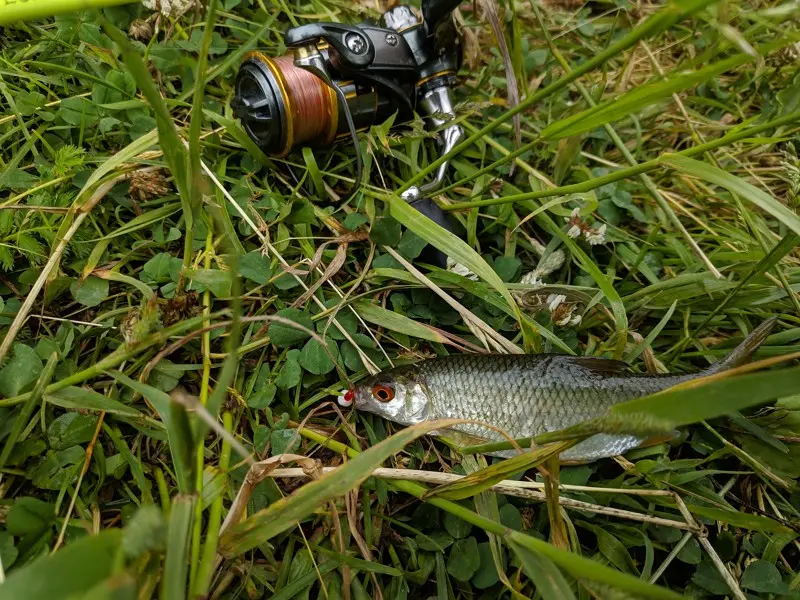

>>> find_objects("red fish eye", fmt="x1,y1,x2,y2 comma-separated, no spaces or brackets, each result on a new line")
344,389,354,402
372,384,394,402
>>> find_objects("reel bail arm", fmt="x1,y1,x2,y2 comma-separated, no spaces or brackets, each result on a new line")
400,85,464,204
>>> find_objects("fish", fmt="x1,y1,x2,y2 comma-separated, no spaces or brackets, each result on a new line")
344,318,776,462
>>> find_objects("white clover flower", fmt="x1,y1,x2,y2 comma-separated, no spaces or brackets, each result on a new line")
552,305,575,327
547,294,567,312
553,311,574,327
567,224,582,239
585,224,607,245
141,0,195,17
564,207,581,222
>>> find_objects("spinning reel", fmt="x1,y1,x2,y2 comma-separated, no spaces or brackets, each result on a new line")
232,1,466,264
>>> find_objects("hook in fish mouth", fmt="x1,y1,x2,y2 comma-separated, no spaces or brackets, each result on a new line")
337,389,355,407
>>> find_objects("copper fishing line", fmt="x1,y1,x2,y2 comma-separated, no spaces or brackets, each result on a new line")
274,55,336,147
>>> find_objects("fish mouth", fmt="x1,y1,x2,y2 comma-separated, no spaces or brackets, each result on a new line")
352,387,369,409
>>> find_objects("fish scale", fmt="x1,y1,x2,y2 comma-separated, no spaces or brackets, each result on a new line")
351,318,776,462
416,354,692,460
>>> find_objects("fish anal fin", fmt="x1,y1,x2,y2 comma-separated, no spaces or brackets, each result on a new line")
559,458,594,466
437,428,492,449
640,430,681,449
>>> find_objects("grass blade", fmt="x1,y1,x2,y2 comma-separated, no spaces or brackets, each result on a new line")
459,410,674,455
354,299,449,343
444,109,800,211
424,440,576,500
390,477,684,599
507,540,577,600
107,371,195,493
91,269,155,301
401,0,719,192
625,300,678,363
45,386,142,417
0,353,58,468
461,454,521,599
381,192,530,345
0,0,134,25
162,495,195,600
542,42,790,141
0,530,123,600
218,418,468,556
312,545,402,576
299,427,685,598
270,560,340,600
107,371,171,423
80,130,158,198
688,233,799,337
684,504,794,533
612,365,800,426
99,22,188,200
662,154,800,235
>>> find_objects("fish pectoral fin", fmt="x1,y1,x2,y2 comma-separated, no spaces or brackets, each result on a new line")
437,428,493,450
570,357,631,374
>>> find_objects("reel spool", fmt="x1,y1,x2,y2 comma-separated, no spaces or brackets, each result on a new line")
234,54,338,156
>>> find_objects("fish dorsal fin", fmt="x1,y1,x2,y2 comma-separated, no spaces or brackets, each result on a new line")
570,357,631,374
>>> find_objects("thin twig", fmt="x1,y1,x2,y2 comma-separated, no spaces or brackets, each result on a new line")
53,411,106,552
649,532,693,584
266,467,700,532
649,463,747,598
697,535,747,600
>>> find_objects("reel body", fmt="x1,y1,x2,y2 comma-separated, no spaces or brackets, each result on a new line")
232,0,465,204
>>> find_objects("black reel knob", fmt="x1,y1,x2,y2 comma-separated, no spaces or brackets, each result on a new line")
232,57,288,155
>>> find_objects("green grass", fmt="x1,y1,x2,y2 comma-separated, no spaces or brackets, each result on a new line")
1,0,800,598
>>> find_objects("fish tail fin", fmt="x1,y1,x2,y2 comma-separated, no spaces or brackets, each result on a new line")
706,317,777,374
